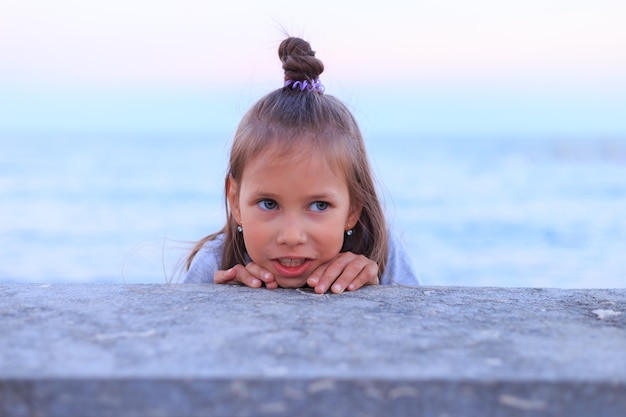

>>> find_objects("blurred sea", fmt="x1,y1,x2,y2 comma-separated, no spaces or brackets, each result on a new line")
1,132,625,288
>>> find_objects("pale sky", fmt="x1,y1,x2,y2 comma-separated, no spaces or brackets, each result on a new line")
1,0,625,135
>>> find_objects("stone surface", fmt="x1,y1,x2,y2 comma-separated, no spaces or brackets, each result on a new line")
0,284,625,416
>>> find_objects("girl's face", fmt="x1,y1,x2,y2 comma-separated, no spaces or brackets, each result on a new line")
228,147,361,288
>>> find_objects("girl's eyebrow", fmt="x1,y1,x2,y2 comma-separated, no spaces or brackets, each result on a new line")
308,192,339,201
250,190,340,200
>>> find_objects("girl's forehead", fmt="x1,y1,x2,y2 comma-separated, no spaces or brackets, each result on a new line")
240,143,349,185
240,149,351,198
250,143,337,170
247,149,320,172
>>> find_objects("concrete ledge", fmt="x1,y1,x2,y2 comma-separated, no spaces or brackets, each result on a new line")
1,284,625,417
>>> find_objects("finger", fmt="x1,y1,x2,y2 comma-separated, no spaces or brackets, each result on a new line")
312,254,353,294
244,263,276,286
213,266,239,284
215,264,263,288
346,262,379,291
306,262,329,288
327,254,374,294
264,280,279,290
313,253,372,294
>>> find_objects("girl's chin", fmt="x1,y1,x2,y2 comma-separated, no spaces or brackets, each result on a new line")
274,276,309,289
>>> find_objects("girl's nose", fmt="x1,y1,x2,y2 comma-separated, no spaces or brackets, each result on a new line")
277,217,307,246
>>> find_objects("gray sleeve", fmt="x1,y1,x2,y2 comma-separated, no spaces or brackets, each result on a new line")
183,235,225,283
380,230,420,286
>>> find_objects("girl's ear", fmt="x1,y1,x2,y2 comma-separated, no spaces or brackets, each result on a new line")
347,203,363,231
227,176,241,224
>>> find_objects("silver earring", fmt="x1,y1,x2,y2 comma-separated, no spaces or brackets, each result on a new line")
237,225,243,233
346,229,353,236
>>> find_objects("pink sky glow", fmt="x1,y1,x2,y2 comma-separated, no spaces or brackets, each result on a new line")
1,0,625,90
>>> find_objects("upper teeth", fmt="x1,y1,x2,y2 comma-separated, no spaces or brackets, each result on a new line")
279,258,304,267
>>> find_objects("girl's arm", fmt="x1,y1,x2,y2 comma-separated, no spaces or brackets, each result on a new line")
380,231,420,286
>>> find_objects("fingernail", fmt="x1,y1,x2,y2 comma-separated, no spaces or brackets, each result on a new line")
264,272,272,280
308,277,318,285
332,284,343,293
252,279,260,287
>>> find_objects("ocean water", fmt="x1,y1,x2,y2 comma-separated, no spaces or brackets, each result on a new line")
1,132,625,288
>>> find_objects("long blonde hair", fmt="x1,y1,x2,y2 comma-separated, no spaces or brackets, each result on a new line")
186,37,388,276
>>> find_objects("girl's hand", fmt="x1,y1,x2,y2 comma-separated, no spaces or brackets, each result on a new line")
214,263,278,290
306,252,379,294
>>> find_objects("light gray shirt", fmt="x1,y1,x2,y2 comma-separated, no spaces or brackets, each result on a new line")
184,231,420,286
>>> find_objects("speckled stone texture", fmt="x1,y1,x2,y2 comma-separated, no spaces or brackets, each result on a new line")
1,284,625,416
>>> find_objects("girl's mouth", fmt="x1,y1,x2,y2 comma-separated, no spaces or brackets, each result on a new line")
272,258,311,278
278,258,305,268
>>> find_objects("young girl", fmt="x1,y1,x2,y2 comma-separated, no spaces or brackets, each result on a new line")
184,37,419,293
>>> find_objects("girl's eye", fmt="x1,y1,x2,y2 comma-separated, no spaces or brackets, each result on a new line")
310,201,329,212
258,199,278,210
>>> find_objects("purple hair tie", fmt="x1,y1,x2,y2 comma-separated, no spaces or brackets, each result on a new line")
284,79,325,94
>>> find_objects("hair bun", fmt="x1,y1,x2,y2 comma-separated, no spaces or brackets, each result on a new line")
279,37,324,82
